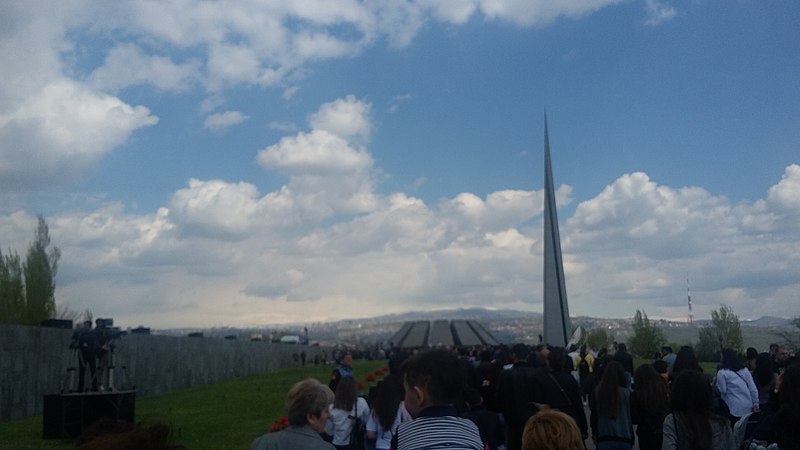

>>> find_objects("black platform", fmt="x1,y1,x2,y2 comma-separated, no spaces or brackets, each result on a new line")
42,390,136,439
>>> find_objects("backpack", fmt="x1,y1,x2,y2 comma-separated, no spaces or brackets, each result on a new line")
349,398,366,450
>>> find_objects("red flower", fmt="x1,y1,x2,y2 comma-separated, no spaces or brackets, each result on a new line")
365,374,376,382
268,415,289,432
357,382,365,391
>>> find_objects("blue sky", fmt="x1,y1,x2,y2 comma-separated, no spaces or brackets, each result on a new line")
1,0,798,329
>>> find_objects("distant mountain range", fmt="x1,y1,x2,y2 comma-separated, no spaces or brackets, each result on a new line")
365,308,792,328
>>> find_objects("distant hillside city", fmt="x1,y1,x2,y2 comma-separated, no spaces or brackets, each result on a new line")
157,308,794,352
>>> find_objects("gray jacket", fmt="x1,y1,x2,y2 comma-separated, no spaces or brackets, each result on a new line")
251,425,335,450
661,413,736,450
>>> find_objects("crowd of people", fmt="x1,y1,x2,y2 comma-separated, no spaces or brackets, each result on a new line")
253,342,799,450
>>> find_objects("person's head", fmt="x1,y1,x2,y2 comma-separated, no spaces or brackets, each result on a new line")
776,346,790,363
672,345,702,376
333,375,357,411
720,348,743,372
402,349,466,418
83,320,92,330
754,352,775,386
547,347,568,373
512,343,530,362
285,378,334,431
746,347,758,361
777,362,800,405
671,370,712,414
634,363,670,412
342,351,353,366
652,359,668,379
662,346,673,355
770,343,780,356
670,370,720,450
521,409,584,450
596,361,626,418
617,343,627,354
95,318,105,328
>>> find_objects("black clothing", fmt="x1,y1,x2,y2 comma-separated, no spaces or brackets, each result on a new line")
463,407,504,450
631,391,667,450
495,362,542,450
534,370,588,439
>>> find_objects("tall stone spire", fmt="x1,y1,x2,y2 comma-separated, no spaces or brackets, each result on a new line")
542,115,571,347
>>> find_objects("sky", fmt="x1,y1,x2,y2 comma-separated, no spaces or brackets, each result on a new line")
1,0,798,329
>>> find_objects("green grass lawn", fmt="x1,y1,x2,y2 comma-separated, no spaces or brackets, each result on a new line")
0,359,389,450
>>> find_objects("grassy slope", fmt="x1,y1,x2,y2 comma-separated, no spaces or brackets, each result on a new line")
0,360,388,450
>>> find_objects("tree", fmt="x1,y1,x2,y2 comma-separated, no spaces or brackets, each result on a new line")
0,249,25,324
22,215,61,325
771,316,800,353
628,310,666,358
585,327,614,352
696,304,743,361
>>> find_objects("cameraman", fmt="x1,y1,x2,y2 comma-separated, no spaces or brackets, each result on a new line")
95,318,111,391
71,320,98,392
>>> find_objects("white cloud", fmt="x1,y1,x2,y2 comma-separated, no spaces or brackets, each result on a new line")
89,44,200,92
309,95,372,142
0,80,157,189
477,0,626,26
3,164,797,327
204,111,250,133
644,0,678,26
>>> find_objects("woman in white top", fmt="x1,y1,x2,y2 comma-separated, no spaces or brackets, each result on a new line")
325,375,370,450
715,348,759,425
365,374,411,449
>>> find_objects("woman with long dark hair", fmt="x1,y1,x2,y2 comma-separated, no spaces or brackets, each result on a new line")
590,360,633,450
715,348,759,426
752,352,777,408
365,374,410,450
325,375,370,450
631,364,669,450
753,362,800,449
662,370,735,449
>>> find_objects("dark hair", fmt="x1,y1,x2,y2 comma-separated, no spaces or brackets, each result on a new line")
754,353,775,387
617,343,627,353
672,346,703,376
403,349,465,406
775,363,800,449
373,374,404,430
670,370,725,450
633,364,669,413
746,347,758,361
548,347,568,373
512,343,530,360
662,346,673,354
334,375,357,411
720,348,743,372
596,361,626,419
652,359,668,375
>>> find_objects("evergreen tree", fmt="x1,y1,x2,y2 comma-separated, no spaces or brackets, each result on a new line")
22,216,61,325
628,309,666,358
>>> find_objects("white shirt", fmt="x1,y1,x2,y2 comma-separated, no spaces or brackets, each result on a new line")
325,397,370,446
366,402,411,449
715,368,759,418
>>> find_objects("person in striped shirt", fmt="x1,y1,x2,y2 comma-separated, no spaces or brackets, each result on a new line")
393,349,484,450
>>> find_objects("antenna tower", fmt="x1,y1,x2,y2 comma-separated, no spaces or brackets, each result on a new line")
687,277,694,326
